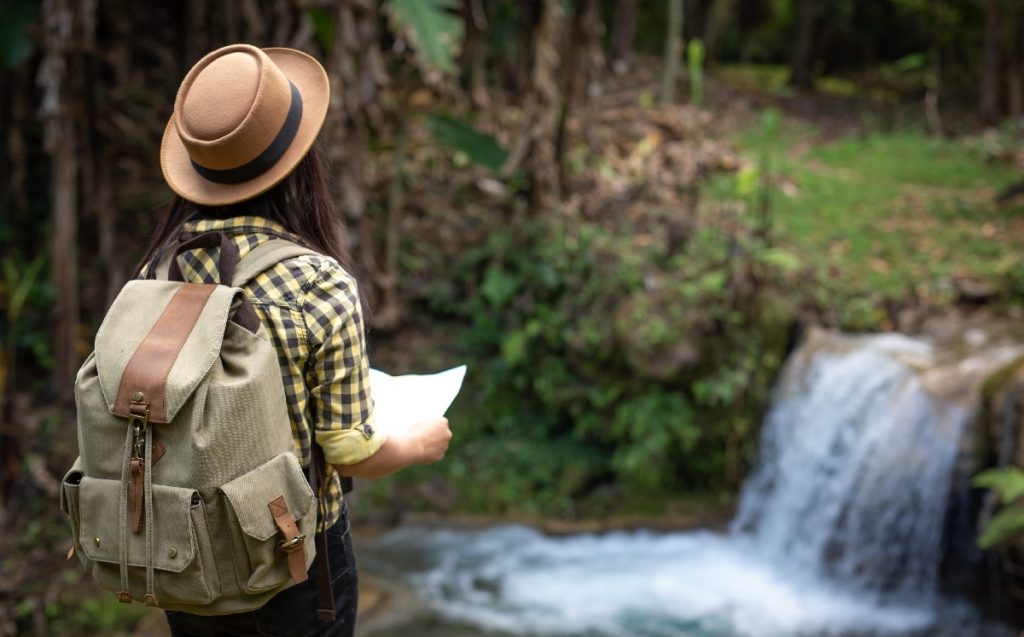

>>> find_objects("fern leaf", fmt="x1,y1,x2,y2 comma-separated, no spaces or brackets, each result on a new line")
978,506,1024,549
973,467,1024,503
386,0,464,76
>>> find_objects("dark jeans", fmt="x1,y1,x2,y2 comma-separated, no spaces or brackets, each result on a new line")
167,508,358,637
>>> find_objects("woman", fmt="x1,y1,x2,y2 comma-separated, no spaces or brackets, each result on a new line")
135,44,452,637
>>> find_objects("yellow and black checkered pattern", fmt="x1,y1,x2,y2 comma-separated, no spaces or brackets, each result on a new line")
144,215,384,531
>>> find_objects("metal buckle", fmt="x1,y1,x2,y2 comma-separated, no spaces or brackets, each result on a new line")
277,534,306,552
128,408,149,432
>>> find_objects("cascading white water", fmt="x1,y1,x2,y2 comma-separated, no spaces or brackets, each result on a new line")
730,332,972,602
358,328,1024,637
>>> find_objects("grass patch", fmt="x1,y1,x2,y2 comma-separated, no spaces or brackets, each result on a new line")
708,127,1024,316
717,64,791,95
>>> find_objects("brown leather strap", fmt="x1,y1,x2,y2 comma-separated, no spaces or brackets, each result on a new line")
314,527,335,622
113,283,217,423
151,439,166,465
165,231,261,333
309,443,335,622
167,232,240,285
268,495,308,584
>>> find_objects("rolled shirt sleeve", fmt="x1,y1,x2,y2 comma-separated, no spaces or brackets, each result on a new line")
302,258,387,466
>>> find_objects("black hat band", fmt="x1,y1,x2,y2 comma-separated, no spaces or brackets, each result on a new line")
189,81,303,185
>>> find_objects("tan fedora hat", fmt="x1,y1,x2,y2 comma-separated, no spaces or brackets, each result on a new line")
160,44,330,206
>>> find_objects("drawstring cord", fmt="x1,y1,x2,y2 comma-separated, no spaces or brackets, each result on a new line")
143,426,158,607
117,426,133,603
116,415,158,606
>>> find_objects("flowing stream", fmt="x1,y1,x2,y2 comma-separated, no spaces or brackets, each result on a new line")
356,328,1024,637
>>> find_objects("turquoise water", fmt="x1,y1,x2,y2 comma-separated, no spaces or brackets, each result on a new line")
356,525,1013,637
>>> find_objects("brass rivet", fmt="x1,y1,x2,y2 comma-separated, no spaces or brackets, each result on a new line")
94,537,101,547
167,547,177,559
133,391,144,402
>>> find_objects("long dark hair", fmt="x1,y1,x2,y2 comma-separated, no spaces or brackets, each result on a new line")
131,147,353,280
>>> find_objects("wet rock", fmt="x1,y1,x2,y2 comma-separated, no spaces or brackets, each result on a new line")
953,272,1001,303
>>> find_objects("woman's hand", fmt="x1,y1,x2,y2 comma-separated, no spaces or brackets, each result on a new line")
408,416,452,465
333,417,452,479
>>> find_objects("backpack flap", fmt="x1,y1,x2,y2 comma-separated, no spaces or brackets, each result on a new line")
220,453,316,541
94,279,244,423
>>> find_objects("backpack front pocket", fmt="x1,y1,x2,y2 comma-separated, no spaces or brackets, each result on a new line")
219,452,317,594
77,477,220,606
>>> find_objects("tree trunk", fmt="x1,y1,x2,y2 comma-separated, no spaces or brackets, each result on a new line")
1002,6,1023,120
40,0,83,400
703,0,736,65
462,0,490,108
610,0,638,74
240,0,266,42
660,0,684,106
1009,58,1023,119
501,0,565,213
555,0,603,195
324,0,388,301
2,68,31,231
516,0,540,95
579,0,605,154
980,0,1001,121
97,147,123,307
789,0,817,89
184,0,209,64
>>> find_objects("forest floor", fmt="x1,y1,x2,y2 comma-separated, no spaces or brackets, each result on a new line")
6,66,1024,636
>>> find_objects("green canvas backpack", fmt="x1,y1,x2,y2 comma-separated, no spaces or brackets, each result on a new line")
60,232,327,615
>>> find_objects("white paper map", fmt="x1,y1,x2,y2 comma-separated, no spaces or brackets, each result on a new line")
368,365,467,433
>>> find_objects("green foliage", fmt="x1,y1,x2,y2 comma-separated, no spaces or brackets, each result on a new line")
67,597,149,636
306,7,335,53
3,254,45,326
609,391,698,491
707,120,1024,331
718,64,792,95
418,206,793,514
687,39,705,107
427,115,510,174
974,467,1024,549
35,592,150,637
0,253,52,377
975,468,1024,503
0,0,39,69
308,0,465,76
386,0,464,75
979,508,1024,551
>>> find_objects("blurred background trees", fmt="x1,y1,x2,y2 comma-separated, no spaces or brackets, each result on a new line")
2,0,1024,513
0,0,1022,496
2,1,1024,631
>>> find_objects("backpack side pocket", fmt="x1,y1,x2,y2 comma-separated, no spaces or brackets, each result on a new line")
220,452,317,594
60,464,91,571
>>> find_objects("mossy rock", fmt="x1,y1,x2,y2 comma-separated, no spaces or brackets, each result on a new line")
613,286,713,381
981,355,1024,403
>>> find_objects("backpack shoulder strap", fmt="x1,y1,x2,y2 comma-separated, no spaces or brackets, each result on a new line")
231,239,321,288
235,237,347,622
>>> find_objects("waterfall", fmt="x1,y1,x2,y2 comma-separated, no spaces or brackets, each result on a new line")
357,326,1024,637
731,331,969,601
731,327,1024,604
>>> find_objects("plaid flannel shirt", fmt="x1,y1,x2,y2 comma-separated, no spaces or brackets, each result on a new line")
144,215,384,531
